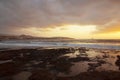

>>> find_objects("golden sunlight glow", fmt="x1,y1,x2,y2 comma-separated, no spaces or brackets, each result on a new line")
20,24,97,39
19,24,120,39
63,25,97,34
94,32,120,39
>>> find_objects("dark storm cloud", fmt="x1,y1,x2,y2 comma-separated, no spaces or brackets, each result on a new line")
0,0,120,33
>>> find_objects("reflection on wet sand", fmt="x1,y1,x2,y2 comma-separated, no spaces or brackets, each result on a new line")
0,47,120,80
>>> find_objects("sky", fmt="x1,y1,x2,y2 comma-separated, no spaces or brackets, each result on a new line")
0,0,120,39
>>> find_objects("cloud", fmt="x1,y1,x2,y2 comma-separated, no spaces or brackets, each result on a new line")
96,20,120,33
0,0,120,34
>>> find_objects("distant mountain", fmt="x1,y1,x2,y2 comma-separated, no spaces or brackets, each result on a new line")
0,34,120,43
0,34,75,41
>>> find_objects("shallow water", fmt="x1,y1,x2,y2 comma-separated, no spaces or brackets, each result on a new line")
57,49,120,77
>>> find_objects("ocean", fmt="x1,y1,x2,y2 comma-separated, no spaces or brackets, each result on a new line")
0,40,120,49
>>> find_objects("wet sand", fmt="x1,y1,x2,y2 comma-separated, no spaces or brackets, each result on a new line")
0,47,120,80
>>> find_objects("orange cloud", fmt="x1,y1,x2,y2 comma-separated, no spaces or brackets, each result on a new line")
96,21,120,34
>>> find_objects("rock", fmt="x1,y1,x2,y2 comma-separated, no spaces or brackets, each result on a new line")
56,77,72,80
68,57,90,62
0,53,14,60
0,62,20,77
29,70,54,80
115,55,120,70
13,71,32,80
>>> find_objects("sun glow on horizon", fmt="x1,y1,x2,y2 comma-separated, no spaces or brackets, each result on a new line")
20,24,97,39
17,24,120,39
63,25,97,33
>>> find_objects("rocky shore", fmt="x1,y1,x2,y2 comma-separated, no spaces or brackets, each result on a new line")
0,47,120,80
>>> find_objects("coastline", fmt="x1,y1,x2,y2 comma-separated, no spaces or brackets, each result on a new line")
0,47,120,80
